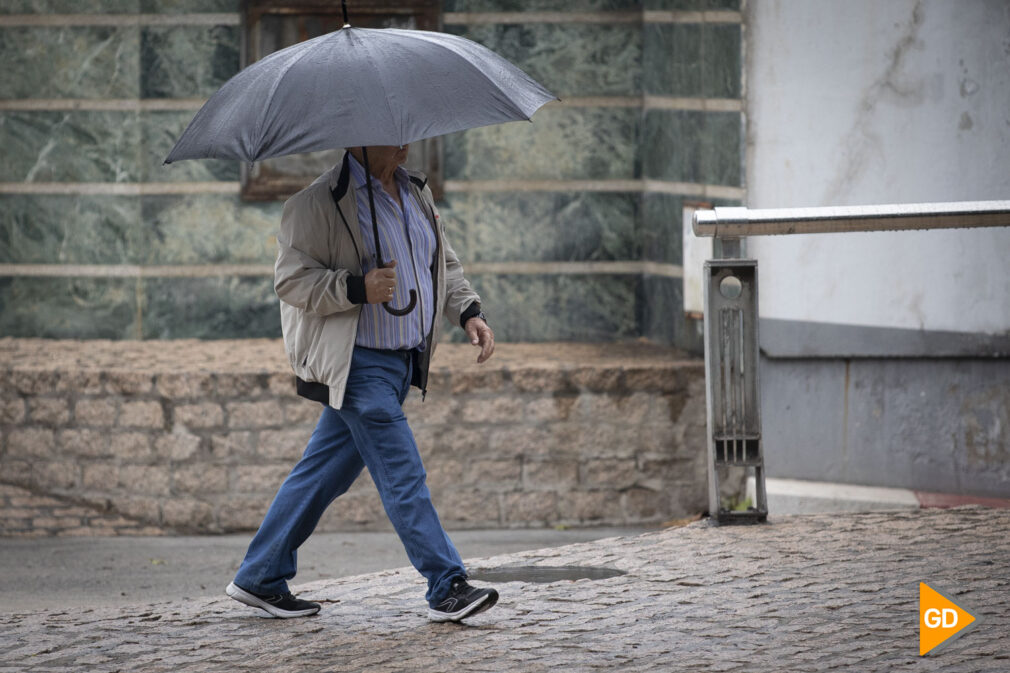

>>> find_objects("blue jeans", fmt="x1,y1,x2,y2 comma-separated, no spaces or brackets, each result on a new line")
233,347,465,605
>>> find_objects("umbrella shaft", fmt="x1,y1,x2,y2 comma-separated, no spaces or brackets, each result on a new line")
361,146,386,268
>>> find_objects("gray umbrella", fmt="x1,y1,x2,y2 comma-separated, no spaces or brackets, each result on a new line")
164,10,556,315
163,26,556,164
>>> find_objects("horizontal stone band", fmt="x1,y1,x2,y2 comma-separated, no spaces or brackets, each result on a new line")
0,183,241,195
445,180,745,200
0,97,740,112
0,99,206,112
0,181,743,199
0,262,683,279
1,11,741,28
444,11,742,24
0,14,239,26
470,262,682,278
0,264,273,278
643,11,742,24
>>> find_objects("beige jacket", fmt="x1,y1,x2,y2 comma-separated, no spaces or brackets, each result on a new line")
274,153,480,409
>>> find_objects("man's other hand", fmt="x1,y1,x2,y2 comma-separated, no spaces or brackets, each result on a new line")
365,260,397,304
464,317,495,364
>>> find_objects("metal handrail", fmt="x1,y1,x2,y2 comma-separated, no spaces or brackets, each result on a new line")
693,200,1010,238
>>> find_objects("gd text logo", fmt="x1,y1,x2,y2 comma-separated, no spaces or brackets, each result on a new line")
919,582,979,656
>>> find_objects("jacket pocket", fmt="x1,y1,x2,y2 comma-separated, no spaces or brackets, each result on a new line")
292,312,325,381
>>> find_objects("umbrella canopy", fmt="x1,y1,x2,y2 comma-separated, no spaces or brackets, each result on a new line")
164,25,557,164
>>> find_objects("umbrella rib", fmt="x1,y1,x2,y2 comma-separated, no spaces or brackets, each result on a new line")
252,40,325,161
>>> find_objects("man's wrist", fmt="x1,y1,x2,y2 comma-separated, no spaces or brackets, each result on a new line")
459,302,484,329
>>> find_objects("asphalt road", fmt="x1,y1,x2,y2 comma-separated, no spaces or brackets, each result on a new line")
1,526,651,611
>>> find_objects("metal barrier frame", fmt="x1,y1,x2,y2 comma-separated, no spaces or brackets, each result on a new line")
692,200,1010,524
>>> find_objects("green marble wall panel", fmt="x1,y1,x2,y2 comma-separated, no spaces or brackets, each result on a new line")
638,274,689,348
445,107,640,181
140,194,281,264
641,109,740,186
641,192,683,265
0,1,139,12
462,273,639,341
445,1,641,9
141,277,279,339
454,191,640,263
643,24,699,97
447,23,641,97
699,24,741,99
0,27,139,99
0,111,142,182
140,25,239,99
432,195,471,264
644,24,739,98
0,0,237,11
643,109,699,183
142,111,239,181
0,195,143,264
0,277,138,339
0,194,280,266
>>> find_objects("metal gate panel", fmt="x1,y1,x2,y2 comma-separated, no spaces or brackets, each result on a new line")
704,259,767,523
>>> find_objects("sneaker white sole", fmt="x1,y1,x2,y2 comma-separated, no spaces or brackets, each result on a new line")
427,591,498,623
225,581,320,619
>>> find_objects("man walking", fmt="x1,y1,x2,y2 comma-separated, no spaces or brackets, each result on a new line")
225,145,498,622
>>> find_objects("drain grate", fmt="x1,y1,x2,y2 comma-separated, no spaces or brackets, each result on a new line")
468,565,626,584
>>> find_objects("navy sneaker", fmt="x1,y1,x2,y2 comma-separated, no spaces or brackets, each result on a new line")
427,577,499,622
226,581,321,618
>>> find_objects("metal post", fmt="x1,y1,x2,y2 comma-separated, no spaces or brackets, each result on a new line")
703,256,767,524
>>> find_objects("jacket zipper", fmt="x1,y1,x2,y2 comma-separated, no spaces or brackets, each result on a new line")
335,203,362,268
420,198,440,402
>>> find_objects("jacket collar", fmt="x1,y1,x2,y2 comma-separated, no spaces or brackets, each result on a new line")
328,150,427,201
329,152,352,202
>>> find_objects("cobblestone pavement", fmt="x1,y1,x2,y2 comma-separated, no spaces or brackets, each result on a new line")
2,507,1008,672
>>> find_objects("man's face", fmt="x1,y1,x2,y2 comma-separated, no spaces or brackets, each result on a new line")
369,144,409,165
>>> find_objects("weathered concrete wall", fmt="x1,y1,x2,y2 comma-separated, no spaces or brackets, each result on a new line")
759,356,1010,498
744,0,1010,496
746,0,1010,334
0,340,707,534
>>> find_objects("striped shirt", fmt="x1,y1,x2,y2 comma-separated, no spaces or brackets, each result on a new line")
348,153,436,352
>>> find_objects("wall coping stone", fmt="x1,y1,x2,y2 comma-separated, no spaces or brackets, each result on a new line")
0,339,702,398
0,338,698,376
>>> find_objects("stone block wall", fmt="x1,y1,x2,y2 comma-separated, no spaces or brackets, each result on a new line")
0,1,743,350
0,339,707,535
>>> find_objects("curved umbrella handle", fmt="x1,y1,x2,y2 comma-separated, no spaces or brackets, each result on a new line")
382,289,417,316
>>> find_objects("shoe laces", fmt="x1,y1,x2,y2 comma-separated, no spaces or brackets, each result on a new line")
449,577,472,595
